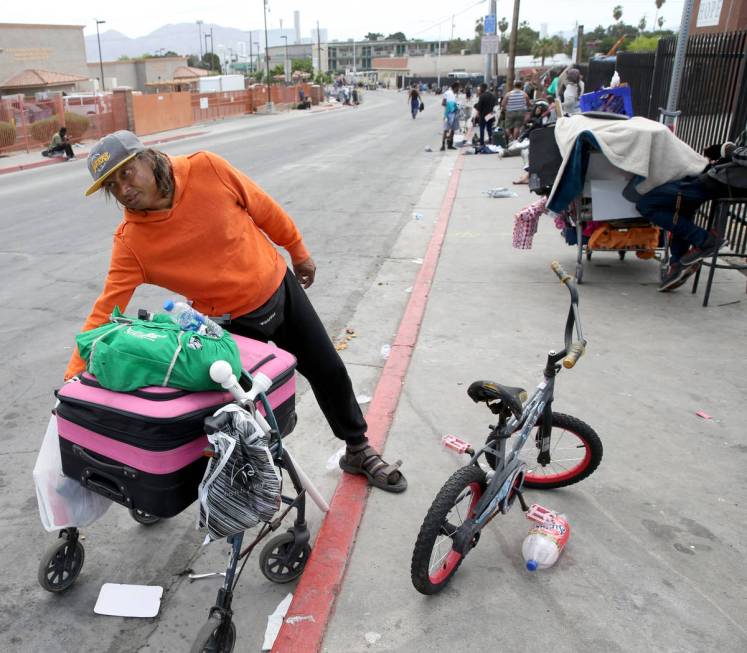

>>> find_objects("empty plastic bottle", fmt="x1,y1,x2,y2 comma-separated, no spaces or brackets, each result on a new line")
521,504,570,571
163,300,224,338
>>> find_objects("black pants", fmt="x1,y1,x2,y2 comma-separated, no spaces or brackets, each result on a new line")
229,268,367,446
479,118,494,146
48,144,74,158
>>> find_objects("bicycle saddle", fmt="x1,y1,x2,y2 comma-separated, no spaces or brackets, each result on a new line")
467,381,527,418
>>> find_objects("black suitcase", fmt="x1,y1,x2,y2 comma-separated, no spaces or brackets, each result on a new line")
528,125,563,195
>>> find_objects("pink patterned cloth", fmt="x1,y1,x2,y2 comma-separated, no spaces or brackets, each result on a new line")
512,197,548,249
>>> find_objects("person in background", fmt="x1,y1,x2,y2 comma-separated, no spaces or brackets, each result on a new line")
561,67,585,115
43,126,74,160
501,80,531,142
408,84,423,119
440,81,461,151
474,83,498,147
464,84,473,102
64,130,408,493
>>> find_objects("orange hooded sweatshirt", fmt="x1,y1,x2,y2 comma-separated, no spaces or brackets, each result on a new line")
64,151,309,380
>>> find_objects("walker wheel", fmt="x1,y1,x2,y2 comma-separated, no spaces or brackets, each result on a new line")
38,535,85,593
129,508,161,525
259,532,311,584
189,614,236,653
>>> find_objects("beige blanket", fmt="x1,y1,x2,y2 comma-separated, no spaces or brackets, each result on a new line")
551,115,708,197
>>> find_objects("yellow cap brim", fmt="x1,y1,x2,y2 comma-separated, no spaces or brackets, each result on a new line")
84,152,140,197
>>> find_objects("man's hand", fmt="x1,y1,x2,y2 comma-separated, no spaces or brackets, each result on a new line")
704,143,723,161
293,256,316,289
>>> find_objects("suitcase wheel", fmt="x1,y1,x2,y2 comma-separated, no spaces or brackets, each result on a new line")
129,508,161,526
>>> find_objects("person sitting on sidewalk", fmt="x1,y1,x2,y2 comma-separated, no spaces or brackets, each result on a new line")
636,140,747,291
474,83,498,147
440,82,461,151
42,127,74,160
501,81,531,143
64,130,407,493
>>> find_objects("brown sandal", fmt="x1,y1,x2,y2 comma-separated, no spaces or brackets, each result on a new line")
339,443,407,493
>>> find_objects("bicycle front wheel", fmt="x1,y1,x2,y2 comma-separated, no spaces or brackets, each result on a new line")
411,465,486,595
509,412,602,489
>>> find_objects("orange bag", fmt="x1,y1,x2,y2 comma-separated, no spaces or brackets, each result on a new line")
588,223,660,258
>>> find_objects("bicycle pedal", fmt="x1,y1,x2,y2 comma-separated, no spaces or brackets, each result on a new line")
441,434,473,454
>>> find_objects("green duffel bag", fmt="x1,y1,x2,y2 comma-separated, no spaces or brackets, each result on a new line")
76,307,242,392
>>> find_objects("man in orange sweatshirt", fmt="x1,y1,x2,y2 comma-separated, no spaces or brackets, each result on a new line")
65,130,406,493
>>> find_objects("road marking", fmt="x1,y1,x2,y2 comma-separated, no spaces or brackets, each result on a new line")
271,144,468,653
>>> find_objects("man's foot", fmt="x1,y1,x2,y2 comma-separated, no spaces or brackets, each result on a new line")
679,232,726,266
658,261,701,292
447,144,457,150
439,144,446,151
339,442,407,493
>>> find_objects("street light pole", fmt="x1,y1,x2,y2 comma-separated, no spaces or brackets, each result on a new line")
254,41,260,77
263,0,273,111
95,19,106,92
281,35,289,83
205,34,212,70
197,20,203,60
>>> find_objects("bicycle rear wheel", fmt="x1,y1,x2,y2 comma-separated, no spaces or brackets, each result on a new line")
411,465,486,595
497,412,602,489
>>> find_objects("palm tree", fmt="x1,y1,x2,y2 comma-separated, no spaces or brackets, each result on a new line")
638,16,647,33
475,17,484,37
531,38,556,66
498,17,509,35
657,16,664,29
613,5,623,22
654,0,666,30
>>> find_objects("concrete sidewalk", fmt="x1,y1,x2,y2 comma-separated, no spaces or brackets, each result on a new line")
318,150,747,652
0,101,341,175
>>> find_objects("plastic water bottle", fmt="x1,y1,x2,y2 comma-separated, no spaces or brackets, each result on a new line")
163,300,224,338
521,504,570,572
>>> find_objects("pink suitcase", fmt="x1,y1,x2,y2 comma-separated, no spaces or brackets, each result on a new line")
55,335,296,518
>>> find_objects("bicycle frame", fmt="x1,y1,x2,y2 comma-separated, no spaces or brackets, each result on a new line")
455,263,586,540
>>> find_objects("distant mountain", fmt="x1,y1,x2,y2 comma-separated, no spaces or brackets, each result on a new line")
84,23,307,62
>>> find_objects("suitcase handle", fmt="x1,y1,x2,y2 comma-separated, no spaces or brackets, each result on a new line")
72,444,139,479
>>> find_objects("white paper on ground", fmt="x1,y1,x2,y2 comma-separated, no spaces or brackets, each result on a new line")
94,583,163,618
262,593,294,650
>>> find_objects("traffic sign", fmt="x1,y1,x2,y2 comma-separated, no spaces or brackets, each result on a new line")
484,14,496,34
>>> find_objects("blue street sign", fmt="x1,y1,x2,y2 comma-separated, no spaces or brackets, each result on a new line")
484,14,496,34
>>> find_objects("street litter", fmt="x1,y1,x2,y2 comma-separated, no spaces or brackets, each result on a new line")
484,188,518,198
188,571,226,581
334,328,357,351
286,615,315,625
365,632,383,644
356,394,371,404
326,446,346,471
262,593,293,650
413,212,424,220
380,344,391,359
94,583,163,618
411,258,423,264
696,410,712,420
424,146,433,152
404,286,412,293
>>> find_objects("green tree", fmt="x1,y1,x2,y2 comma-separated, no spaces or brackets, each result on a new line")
291,58,313,74
613,5,623,22
118,54,131,61
365,32,383,41
201,52,220,71
511,21,540,56
627,35,660,52
447,37,469,54
638,16,647,33
498,17,509,35
475,17,484,37
531,38,556,66
385,32,406,41
657,16,665,29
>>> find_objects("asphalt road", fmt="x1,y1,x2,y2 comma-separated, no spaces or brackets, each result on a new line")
0,90,445,652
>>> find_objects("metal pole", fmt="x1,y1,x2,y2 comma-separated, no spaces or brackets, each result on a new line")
437,27,441,90
205,34,212,70
263,0,273,111
282,35,289,83
663,0,696,129
317,20,322,76
210,28,215,70
490,0,498,85
249,39,253,74
95,19,106,92
507,0,521,87
197,20,203,60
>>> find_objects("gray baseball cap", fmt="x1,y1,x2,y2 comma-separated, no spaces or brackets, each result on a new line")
85,130,145,196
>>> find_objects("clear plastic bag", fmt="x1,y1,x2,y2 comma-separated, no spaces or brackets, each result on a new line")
33,415,112,532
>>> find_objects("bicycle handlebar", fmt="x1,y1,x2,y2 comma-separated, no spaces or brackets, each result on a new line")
550,261,586,368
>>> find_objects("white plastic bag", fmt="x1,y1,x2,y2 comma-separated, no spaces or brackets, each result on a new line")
33,414,112,532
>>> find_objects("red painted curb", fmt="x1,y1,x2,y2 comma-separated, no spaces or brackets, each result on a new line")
271,149,468,653
0,131,208,176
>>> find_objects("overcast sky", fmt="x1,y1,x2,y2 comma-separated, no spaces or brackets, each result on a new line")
4,0,686,41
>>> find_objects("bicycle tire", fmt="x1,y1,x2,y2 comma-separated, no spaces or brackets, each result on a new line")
487,412,602,489
411,465,486,595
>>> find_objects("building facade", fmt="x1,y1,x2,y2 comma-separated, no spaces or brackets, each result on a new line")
327,39,447,73
689,0,747,34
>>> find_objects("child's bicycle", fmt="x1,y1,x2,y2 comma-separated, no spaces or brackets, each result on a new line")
410,262,603,594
